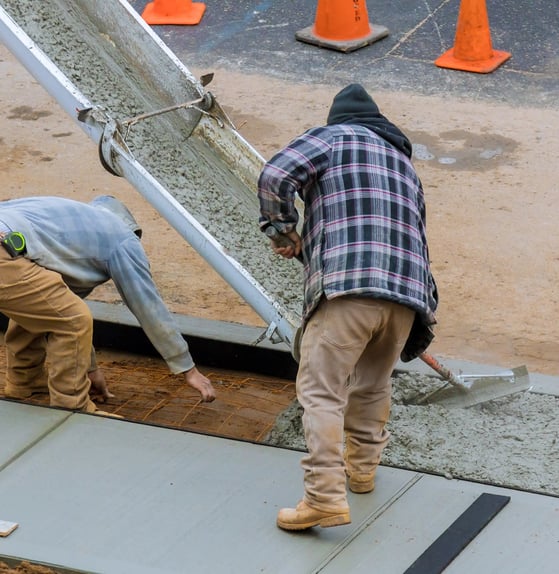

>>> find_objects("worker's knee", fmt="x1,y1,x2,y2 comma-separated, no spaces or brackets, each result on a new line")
72,298,93,335
54,295,93,341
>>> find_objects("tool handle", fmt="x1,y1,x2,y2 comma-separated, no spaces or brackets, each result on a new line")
264,226,303,262
265,226,292,247
419,352,467,390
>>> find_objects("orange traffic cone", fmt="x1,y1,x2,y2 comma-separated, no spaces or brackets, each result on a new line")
435,0,510,73
141,0,206,26
295,0,388,53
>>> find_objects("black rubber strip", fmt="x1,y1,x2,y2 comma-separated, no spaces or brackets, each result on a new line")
404,492,511,574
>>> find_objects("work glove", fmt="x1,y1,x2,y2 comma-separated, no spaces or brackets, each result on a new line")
400,316,435,363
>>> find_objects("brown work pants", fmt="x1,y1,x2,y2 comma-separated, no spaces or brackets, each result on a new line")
0,248,95,411
297,296,414,511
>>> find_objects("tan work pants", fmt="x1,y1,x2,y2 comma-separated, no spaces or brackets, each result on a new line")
297,296,414,511
0,248,95,411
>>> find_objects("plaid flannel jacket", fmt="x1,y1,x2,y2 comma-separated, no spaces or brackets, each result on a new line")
258,124,438,328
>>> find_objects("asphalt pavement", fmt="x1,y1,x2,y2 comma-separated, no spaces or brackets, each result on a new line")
128,0,559,108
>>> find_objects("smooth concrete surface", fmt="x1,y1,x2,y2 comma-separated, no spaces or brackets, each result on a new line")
0,401,70,471
322,475,559,574
0,401,558,574
0,407,420,573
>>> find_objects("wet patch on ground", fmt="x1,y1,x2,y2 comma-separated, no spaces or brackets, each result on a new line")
410,129,518,171
7,106,52,121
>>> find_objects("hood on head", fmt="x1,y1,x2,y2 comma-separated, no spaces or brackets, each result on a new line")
89,195,142,238
327,83,380,125
326,83,413,159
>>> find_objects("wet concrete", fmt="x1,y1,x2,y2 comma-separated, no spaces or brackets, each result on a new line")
265,371,559,497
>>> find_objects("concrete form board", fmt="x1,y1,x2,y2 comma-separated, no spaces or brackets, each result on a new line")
85,301,287,351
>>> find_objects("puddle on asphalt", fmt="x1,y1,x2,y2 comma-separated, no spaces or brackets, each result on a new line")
409,129,518,170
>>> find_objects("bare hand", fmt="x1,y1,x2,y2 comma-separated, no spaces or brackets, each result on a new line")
271,229,302,260
184,367,216,402
88,368,115,402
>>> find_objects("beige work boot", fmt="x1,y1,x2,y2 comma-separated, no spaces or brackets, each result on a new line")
344,446,377,493
276,500,350,531
3,385,34,400
4,381,48,400
347,472,375,494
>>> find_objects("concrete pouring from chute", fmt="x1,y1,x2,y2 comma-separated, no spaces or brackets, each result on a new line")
0,0,302,353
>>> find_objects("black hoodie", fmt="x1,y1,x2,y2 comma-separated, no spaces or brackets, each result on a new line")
326,83,413,159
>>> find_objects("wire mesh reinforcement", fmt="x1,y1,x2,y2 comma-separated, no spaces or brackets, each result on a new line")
0,352,296,443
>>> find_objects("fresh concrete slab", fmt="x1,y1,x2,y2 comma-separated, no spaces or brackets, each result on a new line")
0,401,558,574
0,406,418,574
0,401,70,470
322,475,559,574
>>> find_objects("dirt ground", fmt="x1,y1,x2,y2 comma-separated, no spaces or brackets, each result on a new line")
0,562,63,574
1,43,558,378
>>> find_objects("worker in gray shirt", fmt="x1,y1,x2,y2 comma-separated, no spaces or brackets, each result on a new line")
0,195,215,414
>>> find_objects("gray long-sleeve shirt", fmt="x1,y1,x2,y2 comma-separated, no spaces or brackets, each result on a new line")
0,196,194,373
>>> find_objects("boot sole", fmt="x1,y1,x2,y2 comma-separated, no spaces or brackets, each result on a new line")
277,513,351,531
